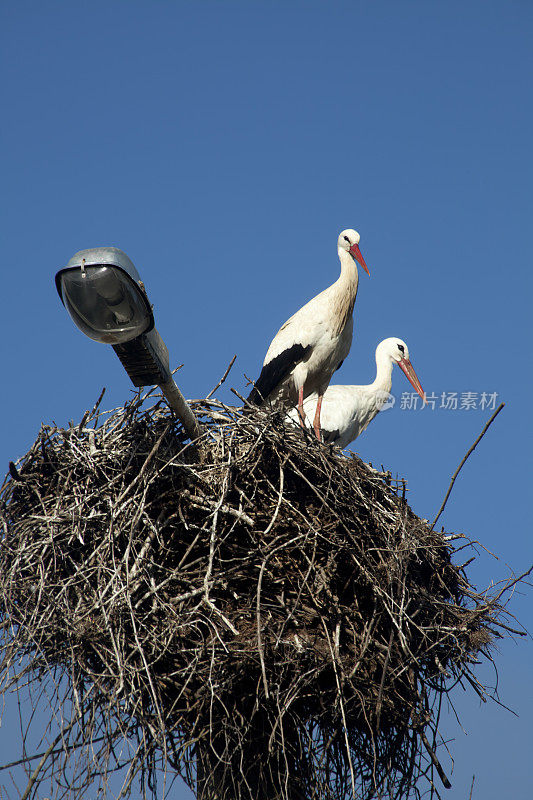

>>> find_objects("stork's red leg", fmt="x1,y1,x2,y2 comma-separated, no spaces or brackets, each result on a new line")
297,386,306,427
313,395,323,441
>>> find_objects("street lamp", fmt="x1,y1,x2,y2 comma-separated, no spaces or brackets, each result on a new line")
55,246,202,443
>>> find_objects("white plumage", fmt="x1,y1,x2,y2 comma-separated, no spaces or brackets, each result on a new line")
287,338,425,448
246,229,370,438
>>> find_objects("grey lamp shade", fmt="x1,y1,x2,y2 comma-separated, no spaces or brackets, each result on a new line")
56,248,154,345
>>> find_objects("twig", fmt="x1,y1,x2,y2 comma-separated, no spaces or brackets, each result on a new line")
321,620,358,799
230,386,249,406
262,463,284,537
256,557,270,699
206,355,237,400
20,719,76,800
375,627,395,729
0,735,107,772
8,462,22,482
432,403,504,528
420,731,451,790
89,386,106,428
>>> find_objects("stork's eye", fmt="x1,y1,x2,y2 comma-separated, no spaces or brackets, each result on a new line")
397,344,405,354
343,235,350,243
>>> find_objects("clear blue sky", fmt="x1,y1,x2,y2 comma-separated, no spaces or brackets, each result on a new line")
1,1,532,798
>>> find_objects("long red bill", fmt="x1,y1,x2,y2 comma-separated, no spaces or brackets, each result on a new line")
398,358,426,404
349,242,370,275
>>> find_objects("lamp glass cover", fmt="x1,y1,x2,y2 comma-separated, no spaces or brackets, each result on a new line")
59,266,152,344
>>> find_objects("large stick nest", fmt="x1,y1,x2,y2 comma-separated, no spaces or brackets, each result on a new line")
0,389,523,800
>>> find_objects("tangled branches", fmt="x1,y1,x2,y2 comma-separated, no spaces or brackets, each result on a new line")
0,390,526,800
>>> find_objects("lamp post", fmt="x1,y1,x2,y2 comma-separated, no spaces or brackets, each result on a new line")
55,246,203,443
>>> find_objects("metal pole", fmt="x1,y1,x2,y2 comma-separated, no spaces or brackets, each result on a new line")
159,377,204,442
116,327,204,444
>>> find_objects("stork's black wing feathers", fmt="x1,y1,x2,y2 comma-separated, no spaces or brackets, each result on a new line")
246,343,311,405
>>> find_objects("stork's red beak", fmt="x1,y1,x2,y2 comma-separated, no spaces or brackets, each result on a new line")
398,358,426,404
349,242,370,275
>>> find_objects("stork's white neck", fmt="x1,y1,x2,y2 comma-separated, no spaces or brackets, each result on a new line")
338,246,357,270
336,247,359,291
370,350,395,394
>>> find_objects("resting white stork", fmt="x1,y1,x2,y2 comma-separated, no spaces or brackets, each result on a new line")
246,229,370,438
287,338,425,447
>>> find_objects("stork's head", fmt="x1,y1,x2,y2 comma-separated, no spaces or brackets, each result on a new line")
378,338,425,402
378,337,411,364
338,229,370,275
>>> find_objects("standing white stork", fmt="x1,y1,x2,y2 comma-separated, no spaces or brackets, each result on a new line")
246,229,370,439
287,338,425,447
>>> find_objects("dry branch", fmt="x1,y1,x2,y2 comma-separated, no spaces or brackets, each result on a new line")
432,403,505,528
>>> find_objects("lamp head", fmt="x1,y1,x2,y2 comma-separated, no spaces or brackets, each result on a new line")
55,247,154,345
